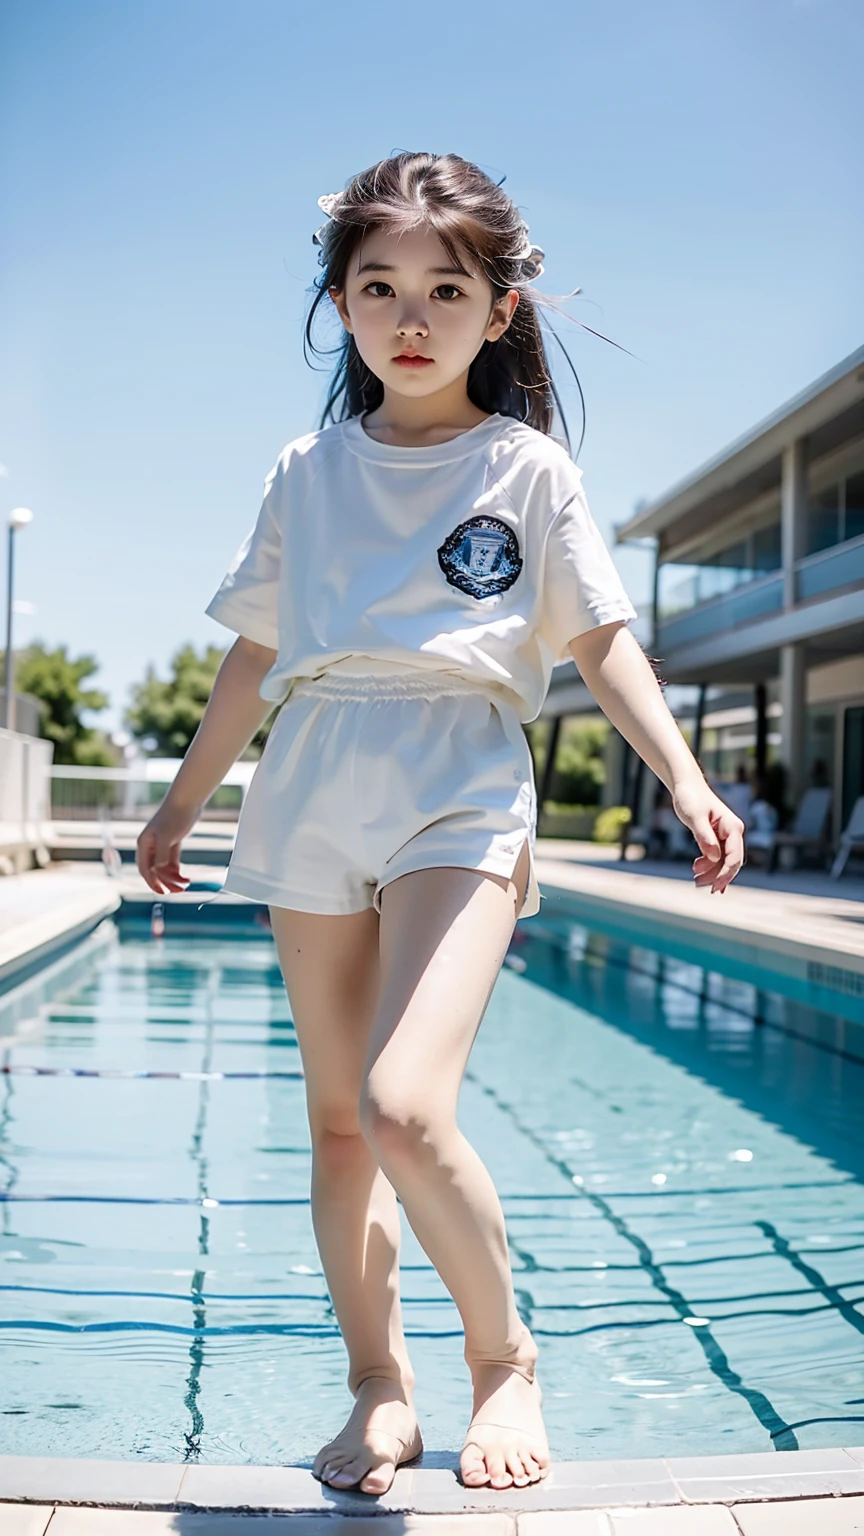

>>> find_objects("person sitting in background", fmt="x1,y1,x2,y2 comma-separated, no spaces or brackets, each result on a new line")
648,784,698,860
720,764,753,828
744,774,779,859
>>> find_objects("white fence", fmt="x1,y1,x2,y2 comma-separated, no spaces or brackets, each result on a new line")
49,759,258,822
0,727,55,873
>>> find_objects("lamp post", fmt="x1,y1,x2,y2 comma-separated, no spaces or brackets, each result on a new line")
3,507,34,733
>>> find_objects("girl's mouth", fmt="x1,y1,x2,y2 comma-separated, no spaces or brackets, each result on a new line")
393,355,434,368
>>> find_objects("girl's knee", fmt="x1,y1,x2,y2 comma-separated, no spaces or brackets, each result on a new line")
311,1123,370,1178
359,1079,450,1169
309,1102,368,1174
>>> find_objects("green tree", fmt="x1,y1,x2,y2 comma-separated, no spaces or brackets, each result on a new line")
550,718,609,805
4,641,114,765
126,642,275,758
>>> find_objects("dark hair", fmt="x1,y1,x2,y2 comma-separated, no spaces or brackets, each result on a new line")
303,151,581,449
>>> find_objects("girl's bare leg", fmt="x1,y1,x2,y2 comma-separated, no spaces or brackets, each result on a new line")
361,847,551,1491
269,905,422,1495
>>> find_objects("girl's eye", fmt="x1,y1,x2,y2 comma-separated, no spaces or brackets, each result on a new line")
361,282,464,300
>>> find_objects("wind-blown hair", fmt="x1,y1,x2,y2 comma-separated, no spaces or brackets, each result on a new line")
304,151,580,449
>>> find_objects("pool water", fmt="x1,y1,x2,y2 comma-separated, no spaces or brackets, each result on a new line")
1,903,863,1465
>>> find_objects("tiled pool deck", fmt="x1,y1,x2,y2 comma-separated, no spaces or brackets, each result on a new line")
3,1449,864,1530
2,853,863,1530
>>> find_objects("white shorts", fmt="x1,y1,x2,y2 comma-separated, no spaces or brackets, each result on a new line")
220,660,540,919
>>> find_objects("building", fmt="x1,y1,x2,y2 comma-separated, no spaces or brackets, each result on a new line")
541,346,864,842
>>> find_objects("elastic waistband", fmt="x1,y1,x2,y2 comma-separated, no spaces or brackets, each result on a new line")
291,667,495,704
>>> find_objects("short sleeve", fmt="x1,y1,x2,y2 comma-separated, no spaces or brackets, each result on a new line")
539,473,637,661
205,459,282,649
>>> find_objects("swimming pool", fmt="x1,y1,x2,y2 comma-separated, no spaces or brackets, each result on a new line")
1,896,863,1466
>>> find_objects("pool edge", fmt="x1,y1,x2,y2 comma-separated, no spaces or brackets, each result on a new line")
536,868,864,993
1,1447,864,1516
0,885,121,996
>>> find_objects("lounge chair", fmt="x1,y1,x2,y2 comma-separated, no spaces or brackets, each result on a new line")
831,796,864,879
765,786,833,872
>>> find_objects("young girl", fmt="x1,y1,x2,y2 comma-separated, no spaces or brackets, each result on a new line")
137,151,745,1497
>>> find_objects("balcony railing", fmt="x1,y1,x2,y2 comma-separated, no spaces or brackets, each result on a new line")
655,532,864,654
796,532,864,601
656,573,784,652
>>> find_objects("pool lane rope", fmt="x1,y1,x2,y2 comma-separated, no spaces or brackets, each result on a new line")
0,1065,304,1079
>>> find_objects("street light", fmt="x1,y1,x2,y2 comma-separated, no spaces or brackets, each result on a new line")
3,507,34,733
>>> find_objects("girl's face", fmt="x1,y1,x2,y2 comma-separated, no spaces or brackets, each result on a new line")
329,224,519,400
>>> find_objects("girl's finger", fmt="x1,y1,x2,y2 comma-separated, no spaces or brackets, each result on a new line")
153,861,187,892
691,819,722,863
136,835,161,892
709,849,743,892
714,815,745,873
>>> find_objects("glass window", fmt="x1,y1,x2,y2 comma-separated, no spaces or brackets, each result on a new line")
658,536,767,617
807,483,840,554
658,564,702,618
844,471,864,543
752,522,781,571
804,708,835,793
701,542,751,598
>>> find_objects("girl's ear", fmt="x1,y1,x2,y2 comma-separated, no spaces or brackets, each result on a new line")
329,286,353,333
485,289,520,344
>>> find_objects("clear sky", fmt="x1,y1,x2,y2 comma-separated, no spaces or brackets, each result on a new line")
1,0,862,733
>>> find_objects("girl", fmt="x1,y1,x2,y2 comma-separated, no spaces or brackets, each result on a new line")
137,152,745,1497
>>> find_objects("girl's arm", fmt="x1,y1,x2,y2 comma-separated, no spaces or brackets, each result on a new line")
568,621,745,894
136,635,278,894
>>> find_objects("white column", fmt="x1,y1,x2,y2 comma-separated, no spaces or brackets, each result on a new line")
781,439,807,608
780,439,808,807
779,643,806,806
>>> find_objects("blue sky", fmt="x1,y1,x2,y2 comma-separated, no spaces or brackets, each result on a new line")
1,0,862,733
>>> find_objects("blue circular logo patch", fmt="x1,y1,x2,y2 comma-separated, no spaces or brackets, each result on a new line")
437,515,522,600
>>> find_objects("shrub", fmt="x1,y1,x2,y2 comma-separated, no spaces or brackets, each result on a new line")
549,720,608,805
594,805,632,843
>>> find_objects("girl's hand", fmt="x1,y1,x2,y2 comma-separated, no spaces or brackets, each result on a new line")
672,776,745,895
136,798,202,894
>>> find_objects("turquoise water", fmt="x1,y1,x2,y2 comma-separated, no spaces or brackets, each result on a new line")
1,904,863,1465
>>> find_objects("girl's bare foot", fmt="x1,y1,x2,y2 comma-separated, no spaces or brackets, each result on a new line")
313,1375,423,1495
461,1345,551,1490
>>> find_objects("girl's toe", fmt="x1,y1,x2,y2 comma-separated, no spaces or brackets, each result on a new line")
507,1451,529,1486
460,1444,490,1486
486,1450,511,1488
327,1460,359,1485
360,1462,396,1494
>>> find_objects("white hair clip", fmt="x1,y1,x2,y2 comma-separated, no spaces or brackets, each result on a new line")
312,192,344,266
515,221,545,280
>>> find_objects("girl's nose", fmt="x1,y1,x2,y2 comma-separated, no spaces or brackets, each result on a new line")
396,314,429,337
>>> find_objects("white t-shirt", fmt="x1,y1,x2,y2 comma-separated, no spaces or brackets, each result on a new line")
205,410,637,724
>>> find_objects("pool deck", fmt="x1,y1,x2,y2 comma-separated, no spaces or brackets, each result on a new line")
2,1449,864,1530
0,863,121,993
1,855,863,1528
